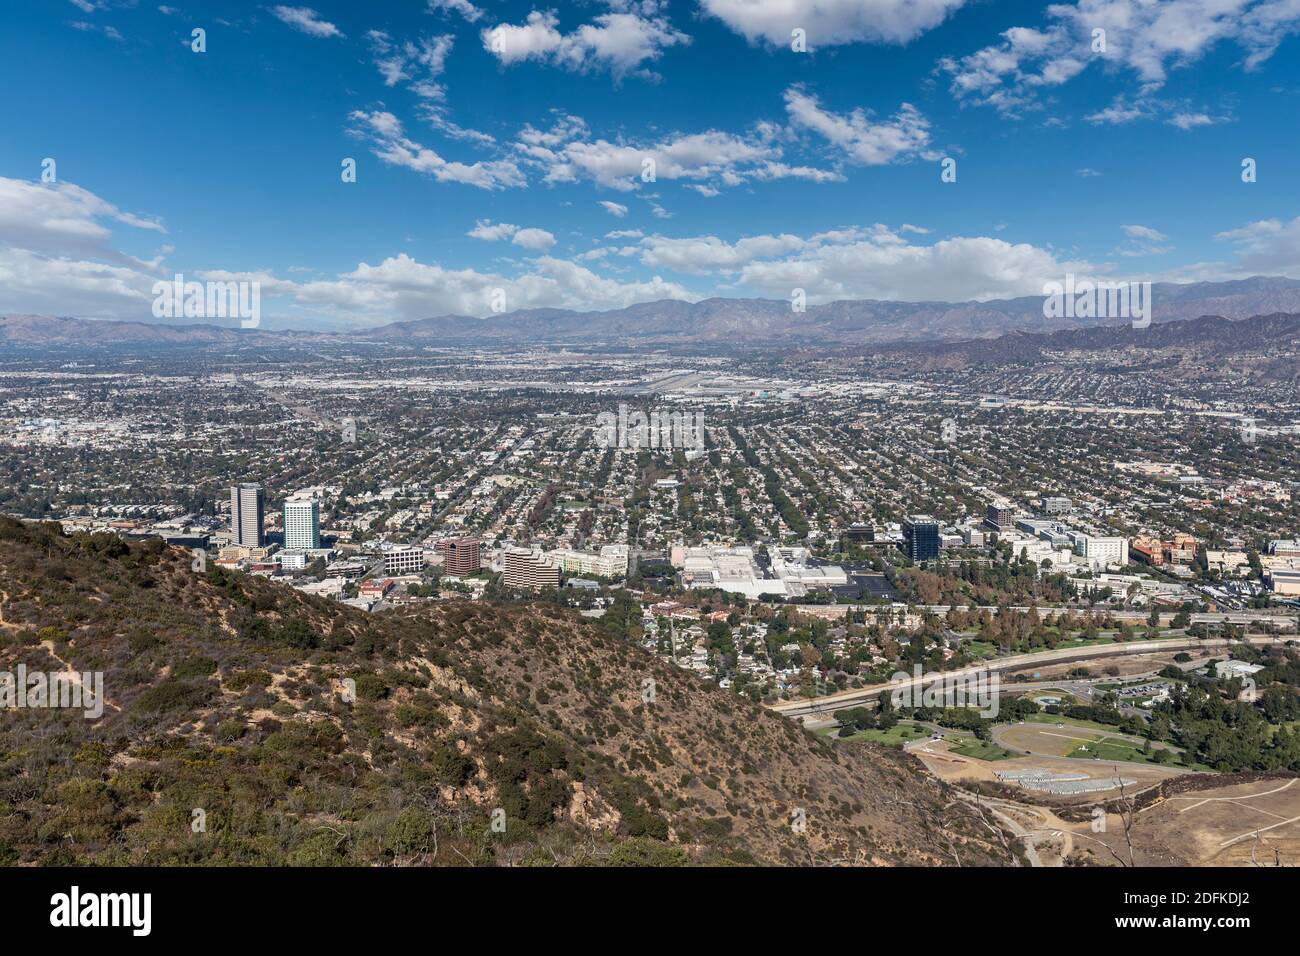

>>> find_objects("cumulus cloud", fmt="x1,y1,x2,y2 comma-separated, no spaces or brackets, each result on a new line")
208,253,694,322
596,223,1097,302
701,0,966,47
481,8,689,79
271,6,343,38
511,227,556,251
599,200,629,217
733,232,1094,302
348,110,524,190
466,220,555,251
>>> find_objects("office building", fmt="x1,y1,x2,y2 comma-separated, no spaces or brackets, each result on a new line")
283,497,321,551
230,482,264,548
902,515,940,562
436,537,481,576
545,544,629,579
1042,496,1072,515
842,523,875,545
503,547,560,589
383,547,426,575
985,501,1016,533
1071,533,1129,569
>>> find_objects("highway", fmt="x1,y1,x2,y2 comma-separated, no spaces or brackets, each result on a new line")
768,635,1288,719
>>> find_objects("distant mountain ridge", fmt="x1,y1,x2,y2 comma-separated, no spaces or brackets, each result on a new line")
5,276,1300,349
892,311,1300,370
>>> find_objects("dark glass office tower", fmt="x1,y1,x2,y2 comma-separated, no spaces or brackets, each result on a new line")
902,514,940,562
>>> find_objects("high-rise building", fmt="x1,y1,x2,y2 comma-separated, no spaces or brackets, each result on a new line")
985,501,1016,532
283,497,321,551
902,515,940,562
502,547,560,589
230,483,264,548
436,537,481,576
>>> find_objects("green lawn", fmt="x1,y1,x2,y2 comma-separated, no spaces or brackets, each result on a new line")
826,721,929,748
1024,714,1212,770
949,739,1015,761
1065,738,1180,767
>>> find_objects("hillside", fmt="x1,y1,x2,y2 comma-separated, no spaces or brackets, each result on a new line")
885,311,1300,373
0,518,1016,866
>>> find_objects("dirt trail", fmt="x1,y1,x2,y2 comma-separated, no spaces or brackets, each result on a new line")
3,587,121,714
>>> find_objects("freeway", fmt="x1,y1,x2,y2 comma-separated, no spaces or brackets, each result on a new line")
768,635,1288,719
836,604,1297,627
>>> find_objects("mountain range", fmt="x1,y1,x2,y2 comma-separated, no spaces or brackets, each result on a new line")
4,276,1300,350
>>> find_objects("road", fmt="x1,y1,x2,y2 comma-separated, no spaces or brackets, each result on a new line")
769,635,1286,719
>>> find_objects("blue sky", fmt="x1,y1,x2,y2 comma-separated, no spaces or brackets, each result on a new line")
2,0,1299,328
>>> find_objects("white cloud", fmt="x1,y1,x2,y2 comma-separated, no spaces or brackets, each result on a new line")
0,177,170,319
0,178,165,265
784,88,934,165
511,227,556,251
69,20,124,41
943,0,1300,119
1116,223,1171,257
214,253,695,321
467,220,557,252
348,110,524,190
701,0,967,47
734,232,1094,302
515,118,811,192
1122,224,1167,242
366,30,453,99
594,223,1096,302
426,0,483,22
1212,217,1300,276
271,6,343,38
1168,111,1216,129
637,232,813,274
599,200,629,217
481,9,689,78
467,220,519,241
